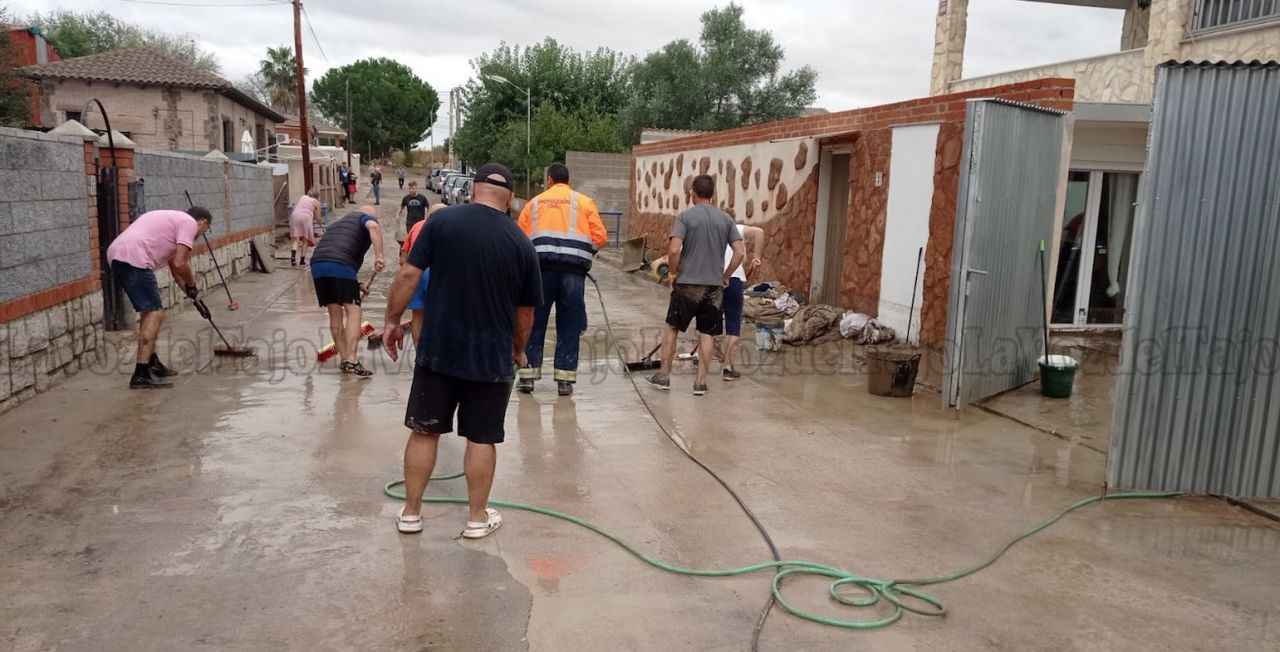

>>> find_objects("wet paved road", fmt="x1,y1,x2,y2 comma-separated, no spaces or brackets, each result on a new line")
2,212,1279,651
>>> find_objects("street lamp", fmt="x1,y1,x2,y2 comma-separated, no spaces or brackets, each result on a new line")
482,73,532,200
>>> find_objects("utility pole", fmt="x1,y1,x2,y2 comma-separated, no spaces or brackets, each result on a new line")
446,87,455,170
345,77,352,167
293,0,312,191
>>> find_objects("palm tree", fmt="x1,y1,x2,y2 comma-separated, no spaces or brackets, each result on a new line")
259,46,305,115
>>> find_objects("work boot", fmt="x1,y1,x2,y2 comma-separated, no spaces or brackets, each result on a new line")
693,381,708,396
646,373,670,391
130,372,173,389
517,378,535,394
557,381,573,397
149,354,179,378
299,256,306,267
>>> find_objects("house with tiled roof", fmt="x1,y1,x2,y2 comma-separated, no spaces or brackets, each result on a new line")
24,48,285,154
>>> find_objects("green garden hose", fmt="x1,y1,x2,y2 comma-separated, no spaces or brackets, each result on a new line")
385,478,1181,629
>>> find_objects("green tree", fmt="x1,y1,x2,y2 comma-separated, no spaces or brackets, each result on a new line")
310,58,439,159
27,9,220,73
258,45,303,115
0,3,30,126
621,2,817,140
451,38,631,191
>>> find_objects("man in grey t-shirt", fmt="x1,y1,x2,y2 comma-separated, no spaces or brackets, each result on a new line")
648,174,744,396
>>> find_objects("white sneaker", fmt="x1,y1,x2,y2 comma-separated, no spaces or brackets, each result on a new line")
396,506,423,534
461,508,503,539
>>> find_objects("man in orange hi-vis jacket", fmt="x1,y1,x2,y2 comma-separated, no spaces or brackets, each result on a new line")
516,162,608,397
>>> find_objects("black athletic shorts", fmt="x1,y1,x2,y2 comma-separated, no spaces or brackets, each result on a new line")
404,367,513,444
666,284,725,335
313,275,361,307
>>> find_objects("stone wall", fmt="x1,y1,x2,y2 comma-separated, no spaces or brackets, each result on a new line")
919,121,965,348
2,293,104,413
841,130,893,314
0,128,91,304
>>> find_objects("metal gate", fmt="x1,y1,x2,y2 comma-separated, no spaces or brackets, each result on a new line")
1108,61,1280,497
943,99,1067,408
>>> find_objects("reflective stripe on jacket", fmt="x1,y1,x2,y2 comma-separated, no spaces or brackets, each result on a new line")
517,184,608,273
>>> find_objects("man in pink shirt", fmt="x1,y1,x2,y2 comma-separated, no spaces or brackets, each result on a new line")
106,207,214,389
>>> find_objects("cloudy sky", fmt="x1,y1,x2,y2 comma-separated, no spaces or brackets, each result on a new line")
13,0,1123,138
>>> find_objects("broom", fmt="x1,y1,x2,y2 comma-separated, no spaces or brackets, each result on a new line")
316,322,377,362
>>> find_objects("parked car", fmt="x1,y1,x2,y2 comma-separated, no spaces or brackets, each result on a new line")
441,174,468,204
452,178,473,205
427,168,457,192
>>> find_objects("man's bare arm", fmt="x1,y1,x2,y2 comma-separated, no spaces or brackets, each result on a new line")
169,245,196,289
513,306,535,358
667,236,683,278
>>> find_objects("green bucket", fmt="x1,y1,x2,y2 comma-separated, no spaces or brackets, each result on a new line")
1038,355,1078,399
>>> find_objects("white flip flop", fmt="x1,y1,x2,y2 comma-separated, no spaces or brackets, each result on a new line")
396,506,423,534
461,508,503,539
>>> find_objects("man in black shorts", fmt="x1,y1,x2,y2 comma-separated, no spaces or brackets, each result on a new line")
310,204,386,377
382,163,542,539
649,175,744,396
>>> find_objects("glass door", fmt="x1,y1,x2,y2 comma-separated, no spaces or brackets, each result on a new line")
1051,170,1139,327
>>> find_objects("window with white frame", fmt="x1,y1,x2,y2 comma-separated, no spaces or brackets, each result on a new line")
1190,0,1279,34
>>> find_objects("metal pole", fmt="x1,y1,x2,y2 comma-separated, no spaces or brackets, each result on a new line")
345,77,352,167
293,0,312,191
525,86,531,200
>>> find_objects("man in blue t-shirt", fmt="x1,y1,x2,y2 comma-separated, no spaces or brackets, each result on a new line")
311,205,386,377
382,163,542,540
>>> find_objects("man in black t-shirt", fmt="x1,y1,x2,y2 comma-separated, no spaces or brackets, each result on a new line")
382,163,542,540
397,181,431,234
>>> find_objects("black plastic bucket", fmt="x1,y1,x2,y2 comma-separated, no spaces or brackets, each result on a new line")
866,347,922,397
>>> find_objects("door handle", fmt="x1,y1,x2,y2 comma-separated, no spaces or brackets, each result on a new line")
964,268,987,296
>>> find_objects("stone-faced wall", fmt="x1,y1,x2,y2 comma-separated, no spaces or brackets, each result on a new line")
629,138,820,292
920,122,965,347
841,130,893,314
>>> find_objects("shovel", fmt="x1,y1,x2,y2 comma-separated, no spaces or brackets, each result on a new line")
193,298,255,357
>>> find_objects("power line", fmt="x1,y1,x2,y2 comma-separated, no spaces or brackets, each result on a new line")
301,6,328,64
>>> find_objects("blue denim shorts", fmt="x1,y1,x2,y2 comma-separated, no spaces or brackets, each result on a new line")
110,260,163,313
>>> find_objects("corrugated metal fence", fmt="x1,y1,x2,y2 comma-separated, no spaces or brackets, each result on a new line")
1108,61,1280,497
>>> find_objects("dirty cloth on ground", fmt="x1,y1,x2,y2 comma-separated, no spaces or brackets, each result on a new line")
839,311,897,345
783,304,845,345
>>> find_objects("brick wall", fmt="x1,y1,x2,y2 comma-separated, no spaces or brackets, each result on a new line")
565,150,630,243
632,78,1074,158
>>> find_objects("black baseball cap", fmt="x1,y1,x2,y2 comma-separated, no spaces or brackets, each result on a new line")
473,163,514,190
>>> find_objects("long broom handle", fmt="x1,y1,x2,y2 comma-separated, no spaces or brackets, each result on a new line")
185,190,236,305
906,246,923,344
1039,240,1050,362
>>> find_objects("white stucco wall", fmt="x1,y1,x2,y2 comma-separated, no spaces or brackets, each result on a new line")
877,124,940,343
632,138,818,223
